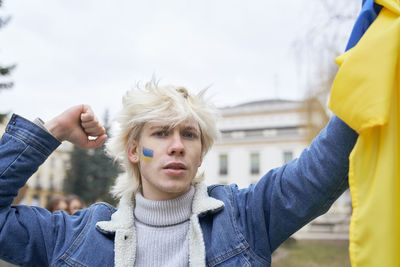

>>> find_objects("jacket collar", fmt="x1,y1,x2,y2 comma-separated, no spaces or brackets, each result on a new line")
96,191,135,234
96,182,224,233
192,182,225,216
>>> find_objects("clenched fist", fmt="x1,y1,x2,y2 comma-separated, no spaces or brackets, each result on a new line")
44,105,107,149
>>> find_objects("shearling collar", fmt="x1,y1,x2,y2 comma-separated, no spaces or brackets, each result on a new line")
96,191,135,234
192,182,225,215
96,182,224,233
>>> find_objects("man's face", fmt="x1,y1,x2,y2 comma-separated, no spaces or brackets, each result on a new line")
68,199,83,215
54,200,68,213
128,119,203,200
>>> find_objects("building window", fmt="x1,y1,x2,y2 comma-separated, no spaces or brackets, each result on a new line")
250,152,260,175
283,151,293,164
219,154,228,175
64,160,71,170
32,195,40,207
35,174,41,190
49,176,55,191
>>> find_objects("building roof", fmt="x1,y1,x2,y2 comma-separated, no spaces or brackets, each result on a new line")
219,98,302,116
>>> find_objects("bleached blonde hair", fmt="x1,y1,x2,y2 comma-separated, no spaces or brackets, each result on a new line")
106,81,219,200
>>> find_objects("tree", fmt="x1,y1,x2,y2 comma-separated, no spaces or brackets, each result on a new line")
0,0,16,125
293,0,360,142
0,0,15,92
64,110,120,206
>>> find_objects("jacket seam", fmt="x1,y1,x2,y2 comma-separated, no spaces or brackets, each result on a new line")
207,184,224,192
53,206,97,265
66,205,96,253
246,244,270,265
30,208,51,266
8,114,60,155
310,173,347,219
227,186,246,242
11,129,53,157
95,202,116,214
322,173,347,210
206,186,252,266
0,143,29,178
230,185,270,264
207,243,249,267
57,254,87,267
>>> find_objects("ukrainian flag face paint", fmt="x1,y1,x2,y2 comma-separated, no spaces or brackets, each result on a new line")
142,147,154,163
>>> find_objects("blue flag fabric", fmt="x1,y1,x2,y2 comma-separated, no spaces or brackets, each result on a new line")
345,0,382,51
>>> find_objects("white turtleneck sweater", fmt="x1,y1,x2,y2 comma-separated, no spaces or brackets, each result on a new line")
134,186,195,267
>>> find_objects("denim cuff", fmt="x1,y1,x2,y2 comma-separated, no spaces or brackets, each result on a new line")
5,114,61,156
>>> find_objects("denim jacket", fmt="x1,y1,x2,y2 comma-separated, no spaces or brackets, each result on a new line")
0,114,357,266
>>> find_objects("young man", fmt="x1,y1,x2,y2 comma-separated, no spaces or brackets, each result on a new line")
0,82,358,266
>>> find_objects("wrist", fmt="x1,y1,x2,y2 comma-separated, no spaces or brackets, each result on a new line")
44,118,66,141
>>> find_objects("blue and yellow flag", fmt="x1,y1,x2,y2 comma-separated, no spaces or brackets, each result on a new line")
328,0,400,266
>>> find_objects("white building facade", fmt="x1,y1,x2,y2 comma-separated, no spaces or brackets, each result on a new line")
202,99,311,187
21,142,72,207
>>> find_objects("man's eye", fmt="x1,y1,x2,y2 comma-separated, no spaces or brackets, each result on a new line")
154,131,167,137
183,132,197,139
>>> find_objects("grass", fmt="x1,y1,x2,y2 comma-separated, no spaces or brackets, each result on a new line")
272,239,350,267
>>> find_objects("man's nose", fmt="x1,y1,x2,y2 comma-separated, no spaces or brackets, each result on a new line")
167,134,185,155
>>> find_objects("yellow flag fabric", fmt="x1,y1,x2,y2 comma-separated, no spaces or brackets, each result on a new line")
328,1,400,266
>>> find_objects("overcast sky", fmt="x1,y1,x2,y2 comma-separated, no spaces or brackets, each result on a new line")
0,0,360,122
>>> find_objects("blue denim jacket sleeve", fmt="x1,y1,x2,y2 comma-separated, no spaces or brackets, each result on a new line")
232,116,358,255
0,114,63,265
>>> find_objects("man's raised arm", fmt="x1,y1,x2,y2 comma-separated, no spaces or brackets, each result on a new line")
0,105,107,265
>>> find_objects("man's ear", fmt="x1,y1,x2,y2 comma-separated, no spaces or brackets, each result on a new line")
197,156,203,168
128,141,140,164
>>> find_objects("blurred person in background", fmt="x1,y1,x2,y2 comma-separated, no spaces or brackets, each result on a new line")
45,195,68,213
66,194,85,215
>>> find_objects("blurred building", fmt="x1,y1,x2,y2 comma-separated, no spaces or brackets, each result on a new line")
0,115,72,208
21,142,72,207
202,98,351,239
0,117,7,136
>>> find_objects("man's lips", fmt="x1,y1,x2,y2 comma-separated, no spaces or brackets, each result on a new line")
163,162,187,170
163,162,187,175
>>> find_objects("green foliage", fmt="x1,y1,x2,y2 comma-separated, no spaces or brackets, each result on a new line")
0,65,14,75
0,113,8,124
64,145,119,206
64,111,120,206
0,65,14,90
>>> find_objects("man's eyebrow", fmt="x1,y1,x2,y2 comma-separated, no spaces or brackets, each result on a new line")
148,125,200,133
149,125,169,130
182,126,200,134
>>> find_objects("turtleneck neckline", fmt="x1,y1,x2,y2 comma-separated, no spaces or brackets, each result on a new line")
134,186,194,227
